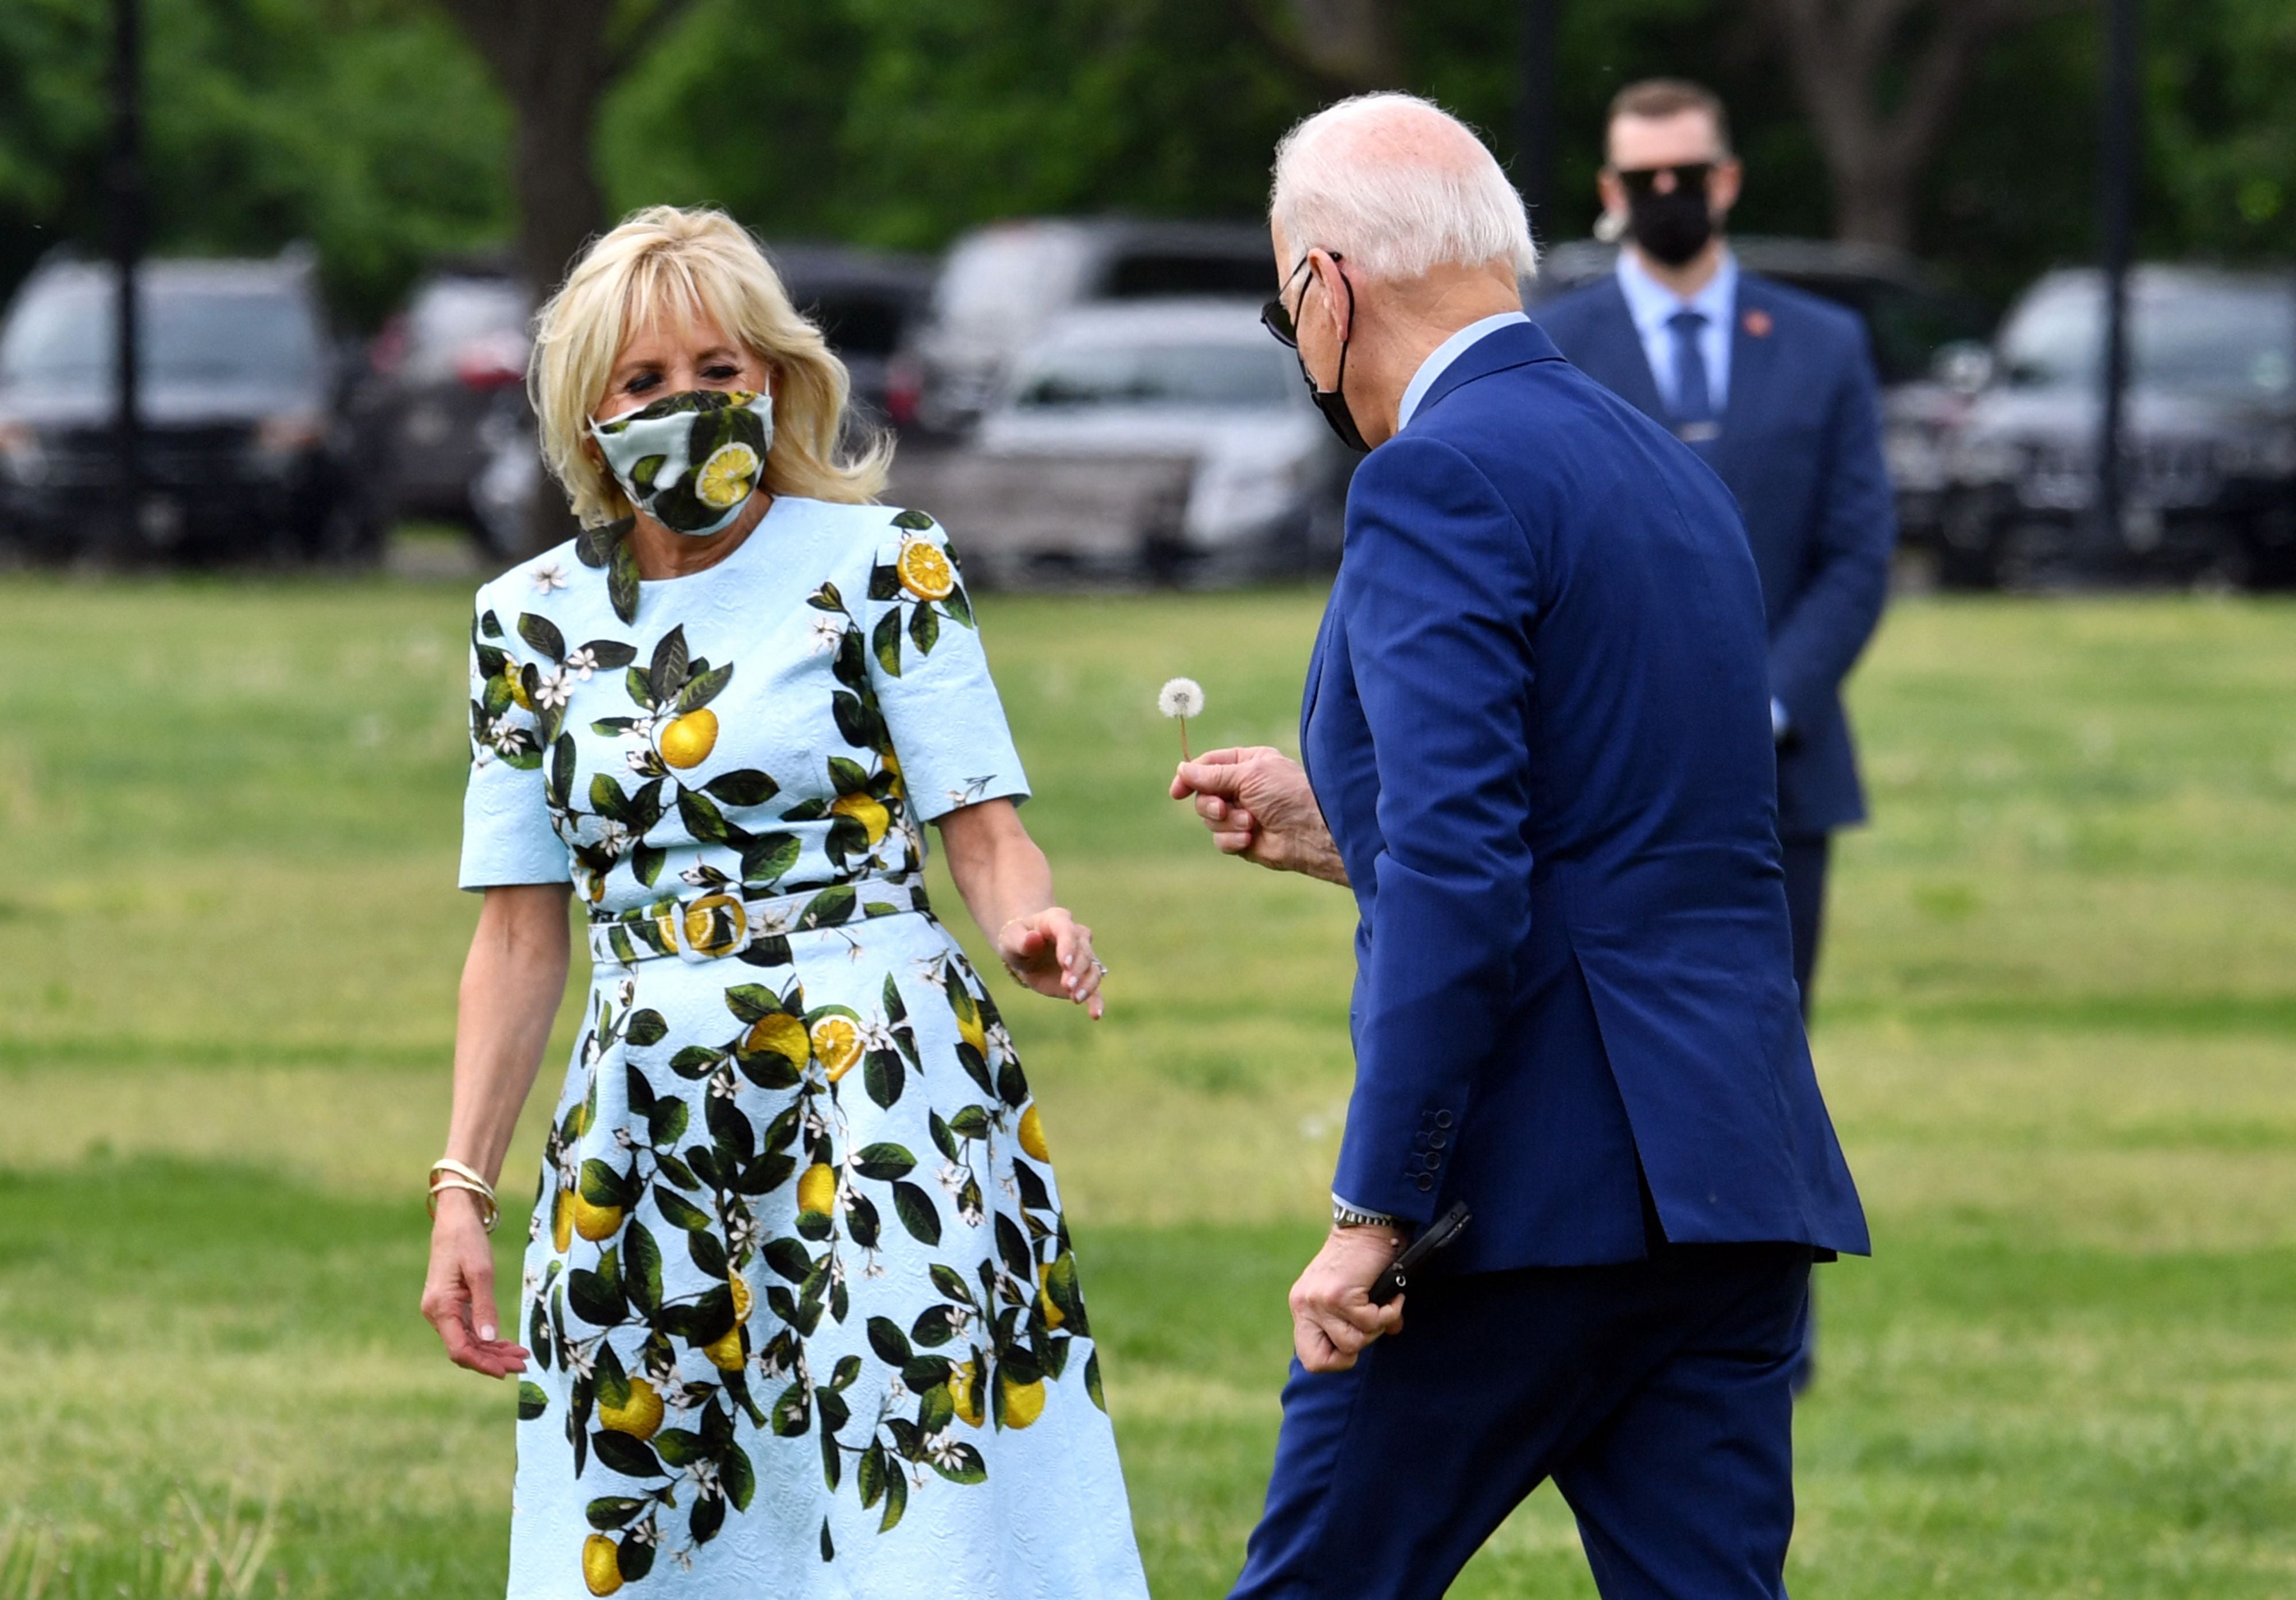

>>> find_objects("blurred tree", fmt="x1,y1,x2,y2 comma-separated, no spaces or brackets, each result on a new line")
432,0,698,296
1235,0,1407,92
1755,0,2081,249
0,0,507,327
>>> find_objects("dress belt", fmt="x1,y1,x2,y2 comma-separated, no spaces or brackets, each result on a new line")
587,875,933,968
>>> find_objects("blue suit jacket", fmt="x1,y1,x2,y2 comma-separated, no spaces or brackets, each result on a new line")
1531,273,1895,836
1304,321,1867,1270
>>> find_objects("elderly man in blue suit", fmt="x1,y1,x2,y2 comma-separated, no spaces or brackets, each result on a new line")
1531,78,1896,1022
1170,92,1867,1600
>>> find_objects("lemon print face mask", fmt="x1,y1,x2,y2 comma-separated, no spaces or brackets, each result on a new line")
589,388,773,537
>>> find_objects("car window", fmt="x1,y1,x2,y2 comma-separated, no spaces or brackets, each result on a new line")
405,278,529,382
2002,278,2296,401
794,290,909,359
1013,340,1297,409
933,231,1092,344
1,278,321,388
1103,251,1275,300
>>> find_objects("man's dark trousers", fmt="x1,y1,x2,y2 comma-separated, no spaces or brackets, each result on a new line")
1230,1240,1813,1600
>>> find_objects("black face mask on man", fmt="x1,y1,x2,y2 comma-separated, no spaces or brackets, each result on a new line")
1261,251,1372,454
1619,163,1717,268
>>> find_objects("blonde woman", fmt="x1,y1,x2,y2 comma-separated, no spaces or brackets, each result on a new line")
418,207,1148,1599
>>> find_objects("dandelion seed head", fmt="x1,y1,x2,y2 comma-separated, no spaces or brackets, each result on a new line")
1158,677,1205,719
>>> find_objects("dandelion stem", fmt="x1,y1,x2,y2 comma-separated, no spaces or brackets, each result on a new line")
1181,718,1191,761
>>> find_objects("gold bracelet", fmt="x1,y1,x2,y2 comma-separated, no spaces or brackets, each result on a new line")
428,1159,499,1234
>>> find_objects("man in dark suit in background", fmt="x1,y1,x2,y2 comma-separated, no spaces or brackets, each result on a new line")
1533,79,1895,1030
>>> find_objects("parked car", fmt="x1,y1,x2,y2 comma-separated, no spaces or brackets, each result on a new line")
888,298,1349,586
367,259,529,534
1529,237,1994,545
1934,265,2296,589
0,248,376,561
770,243,935,425
893,218,1277,435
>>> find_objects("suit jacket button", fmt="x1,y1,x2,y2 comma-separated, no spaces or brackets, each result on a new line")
1428,1132,1447,1149
1416,1175,1435,1192
1434,1111,1454,1129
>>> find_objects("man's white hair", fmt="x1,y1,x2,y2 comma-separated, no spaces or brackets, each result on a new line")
1270,93,1538,283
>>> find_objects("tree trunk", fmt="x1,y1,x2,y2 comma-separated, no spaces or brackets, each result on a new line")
1239,0,1407,95
1756,0,2075,250
434,0,697,551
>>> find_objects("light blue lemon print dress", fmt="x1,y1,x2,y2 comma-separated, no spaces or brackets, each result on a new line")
459,497,1149,1600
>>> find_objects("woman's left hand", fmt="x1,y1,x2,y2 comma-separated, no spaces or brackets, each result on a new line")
998,908,1106,1020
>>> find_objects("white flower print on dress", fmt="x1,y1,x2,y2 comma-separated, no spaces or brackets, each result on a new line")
531,560,569,594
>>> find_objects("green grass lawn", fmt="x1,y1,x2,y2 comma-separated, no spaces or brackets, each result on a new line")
1,572,2293,1597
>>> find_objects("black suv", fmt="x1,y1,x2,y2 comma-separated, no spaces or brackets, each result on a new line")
1936,266,2296,589
0,249,375,562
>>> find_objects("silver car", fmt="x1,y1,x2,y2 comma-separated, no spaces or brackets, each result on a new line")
891,298,1349,587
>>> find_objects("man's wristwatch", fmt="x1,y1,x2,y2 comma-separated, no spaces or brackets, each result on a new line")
1332,1196,1399,1230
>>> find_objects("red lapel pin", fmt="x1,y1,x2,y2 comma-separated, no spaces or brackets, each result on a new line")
1742,308,1774,338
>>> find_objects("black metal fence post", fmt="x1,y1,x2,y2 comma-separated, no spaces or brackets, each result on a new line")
2095,0,2139,571
1517,0,1558,250
109,0,144,563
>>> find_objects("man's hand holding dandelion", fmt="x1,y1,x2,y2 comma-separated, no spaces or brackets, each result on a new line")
1170,747,1348,885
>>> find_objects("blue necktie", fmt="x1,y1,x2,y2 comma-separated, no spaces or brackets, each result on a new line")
1667,308,1715,425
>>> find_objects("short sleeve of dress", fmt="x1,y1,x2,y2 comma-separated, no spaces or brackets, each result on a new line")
863,513,1031,822
458,585,573,890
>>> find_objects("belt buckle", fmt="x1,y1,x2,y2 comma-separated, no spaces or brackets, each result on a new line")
673,893,750,963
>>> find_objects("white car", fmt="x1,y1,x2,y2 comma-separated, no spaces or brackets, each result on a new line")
905,299,1348,586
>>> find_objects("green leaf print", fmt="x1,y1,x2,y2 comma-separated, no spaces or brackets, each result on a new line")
800,885,857,929
722,984,782,1025
704,769,778,807
625,1224,665,1314
623,664,654,710
762,1238,812,1283
909,601,940,656
892,508,935,532
893,1181,943,1247
631,842,666,887
853,1143,916,1180
654,1186,712,1231
676,664,734,714
585,1496,646,1531
722,1444,757,1512
863,1048,905,1110
648,626,690,707
807,582,844,613
827,756,870,796
678,788,732,843
871,608,905,677
581,639,639,669
608,536,642,625
624,1009,668,1047
590,1430,660,1479
943,586,976,629
740,832,800,886
867,1317,912,1366
480,608,506,637
517,613,567,661
517,1381,548,1420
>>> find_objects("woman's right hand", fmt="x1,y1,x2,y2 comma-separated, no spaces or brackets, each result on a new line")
420,1192,532,1378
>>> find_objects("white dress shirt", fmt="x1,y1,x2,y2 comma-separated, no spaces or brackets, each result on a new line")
1397,311,1533,432
1615,249,1739,415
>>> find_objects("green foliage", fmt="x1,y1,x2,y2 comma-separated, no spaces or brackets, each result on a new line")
0,0,509,327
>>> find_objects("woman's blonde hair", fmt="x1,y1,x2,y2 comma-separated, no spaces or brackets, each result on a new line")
529,205,890,524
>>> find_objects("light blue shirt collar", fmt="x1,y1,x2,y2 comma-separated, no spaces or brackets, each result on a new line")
1615,249,1738,413
1397,311,1532,431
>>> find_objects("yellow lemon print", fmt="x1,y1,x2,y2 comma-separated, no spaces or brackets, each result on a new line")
896,536,956,601
572,1193,623,1242
701,1277,750,1371
953,988,987,1057
504,668,533,711
810,1016,865,1082
581,1532,623,1596
1017,1105,1049,1163
743,1012,810,1066
658,708,718,769
1000,1373,1046,1430
949,1358,986,1427
831,790,891,846
552,1188,574,1254
695,442,761,509
881,750,903,791
797,1162,838,1218
598,1377,664,1440
1037,1262,1065,1330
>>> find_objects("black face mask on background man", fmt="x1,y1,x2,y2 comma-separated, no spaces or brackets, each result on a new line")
1622,164,1717,268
